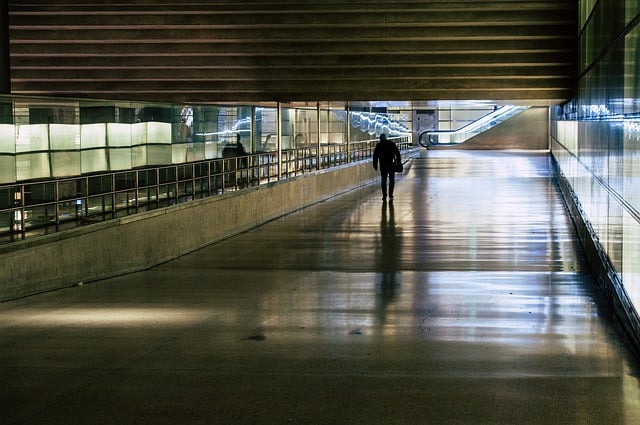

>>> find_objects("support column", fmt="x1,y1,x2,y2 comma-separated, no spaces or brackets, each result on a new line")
346,103,351,162
316,102,321,170
277,102,282,180
0,1,9,94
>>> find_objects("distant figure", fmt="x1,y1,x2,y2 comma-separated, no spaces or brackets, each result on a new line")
222,133,247,159
235,133,248,168
180,105,193,142
235,133,246,155
372,134,401,201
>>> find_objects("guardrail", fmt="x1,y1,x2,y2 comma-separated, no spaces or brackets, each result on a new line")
0,138,410,244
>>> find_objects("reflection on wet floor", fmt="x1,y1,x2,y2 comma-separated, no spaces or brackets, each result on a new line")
0,150,639,425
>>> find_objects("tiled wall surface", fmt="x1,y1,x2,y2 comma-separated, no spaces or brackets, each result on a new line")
552,0,640,348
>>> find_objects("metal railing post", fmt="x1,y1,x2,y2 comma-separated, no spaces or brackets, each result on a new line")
277,102,282,180
316,103,321,170
346,104,351,163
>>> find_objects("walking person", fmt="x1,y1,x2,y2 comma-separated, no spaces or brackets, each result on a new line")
372,133,402,201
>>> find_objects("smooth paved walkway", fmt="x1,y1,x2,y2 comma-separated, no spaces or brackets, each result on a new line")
1,150,640,425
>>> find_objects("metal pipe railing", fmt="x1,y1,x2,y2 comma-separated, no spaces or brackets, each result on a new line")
0,137,410,245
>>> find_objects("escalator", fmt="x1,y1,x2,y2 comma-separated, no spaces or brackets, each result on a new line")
418,105,528,147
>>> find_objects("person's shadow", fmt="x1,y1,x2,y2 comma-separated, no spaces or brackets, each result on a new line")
376,201,402,327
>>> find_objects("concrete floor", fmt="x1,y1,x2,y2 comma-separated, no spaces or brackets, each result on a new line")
1,150,640,424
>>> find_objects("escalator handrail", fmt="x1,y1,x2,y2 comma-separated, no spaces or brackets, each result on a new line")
418,106,527,147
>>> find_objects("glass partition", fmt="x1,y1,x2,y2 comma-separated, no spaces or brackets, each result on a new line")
0,123,15,184
318,103,347,168
0,94,414,244
552,117,640,317
553,0,640,330
255,106,277,153
0,95,415,184
279,104,319,175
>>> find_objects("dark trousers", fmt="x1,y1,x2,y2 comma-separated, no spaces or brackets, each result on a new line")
380,169,395,199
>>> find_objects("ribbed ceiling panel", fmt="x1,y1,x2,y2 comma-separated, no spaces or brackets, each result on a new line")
8,1,577,104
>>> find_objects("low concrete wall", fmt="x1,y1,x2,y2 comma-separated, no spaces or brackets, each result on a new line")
0,161,380,301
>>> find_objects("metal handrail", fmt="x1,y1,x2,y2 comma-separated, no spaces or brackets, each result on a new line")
0,137,410,244
418,106,528,146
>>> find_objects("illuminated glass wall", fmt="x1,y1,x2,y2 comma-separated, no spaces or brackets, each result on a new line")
0,96,414,244
0,96,413,186
551,1,640,320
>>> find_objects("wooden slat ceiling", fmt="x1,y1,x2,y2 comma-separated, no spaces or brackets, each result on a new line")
7,0,577,105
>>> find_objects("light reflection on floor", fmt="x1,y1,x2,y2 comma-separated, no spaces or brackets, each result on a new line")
0,307,215,328
0,150,639,424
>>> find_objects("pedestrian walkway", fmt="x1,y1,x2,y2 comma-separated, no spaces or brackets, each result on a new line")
1,150,639,425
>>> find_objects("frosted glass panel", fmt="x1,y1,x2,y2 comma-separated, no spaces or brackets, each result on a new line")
81,149,108,174
16,153,51,180
81,123,106,149
0,156,16,184
109,148,132,170
132,145,147,168
131,122,146,146
0,124,15,153
107,123,131,147
147,122,172,144
49,124,80,150
51,151,81,177
16,124,49,153
186,144,205,162
172,144,187,164
556,121,578,153
147,145,172,165
171,143,206,163
623,209,640,309
623,122,640,211
205,141,219,159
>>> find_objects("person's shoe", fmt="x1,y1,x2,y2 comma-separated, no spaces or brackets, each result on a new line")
382,196,387,202
389,195,394,200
